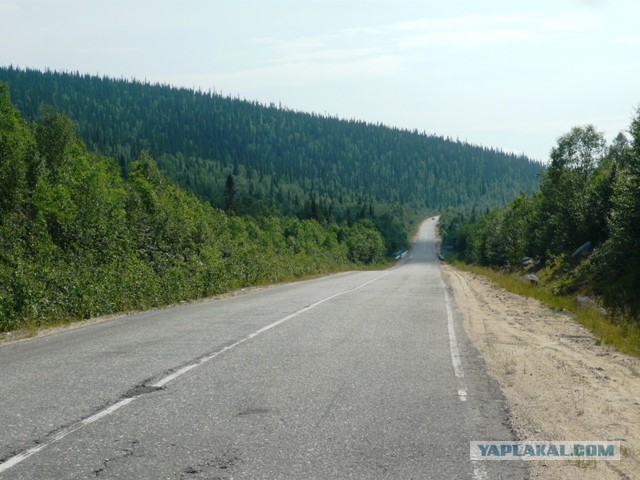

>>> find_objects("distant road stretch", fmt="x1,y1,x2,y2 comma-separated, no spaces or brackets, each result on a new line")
0,218,526,479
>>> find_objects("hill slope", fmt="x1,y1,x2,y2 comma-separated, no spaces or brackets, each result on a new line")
0,66,541,222
0,85,389,331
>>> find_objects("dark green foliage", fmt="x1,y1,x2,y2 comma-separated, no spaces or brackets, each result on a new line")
0,83,29,213
441,114,640,318
35,106,77,173
530,126,607,257
0,65,544,331
223,174,237,214
0,88,370,331
342,220,386,264
0,67,541,240
609,109,640,275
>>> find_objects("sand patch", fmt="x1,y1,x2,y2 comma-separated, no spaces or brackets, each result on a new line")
442,264,640,479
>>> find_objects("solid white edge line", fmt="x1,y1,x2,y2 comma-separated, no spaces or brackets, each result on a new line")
441,277,468,403
0,271,389,475
433,229,489,479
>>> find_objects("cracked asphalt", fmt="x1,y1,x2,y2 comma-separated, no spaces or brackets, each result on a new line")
0,218,527,479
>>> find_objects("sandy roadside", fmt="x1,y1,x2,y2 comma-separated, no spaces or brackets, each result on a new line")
441,264,640,479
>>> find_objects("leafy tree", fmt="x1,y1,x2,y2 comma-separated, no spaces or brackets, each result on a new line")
343,220,386,264
481,193,535,267
441,114,640,317
609,132,631,168
0,84,30,213
550,125,606,174
609,109,640,277
585,159,616,245
35,105,78,174
0,92,398,331
533,126,607,258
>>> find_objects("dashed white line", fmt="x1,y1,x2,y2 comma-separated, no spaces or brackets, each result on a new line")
0,272,388,475
0,398,136,474
81,398,137,426
153,271,388,389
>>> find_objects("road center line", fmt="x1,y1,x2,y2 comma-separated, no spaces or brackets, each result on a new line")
0,272,388,475
153,271,388,388
0,398,135,475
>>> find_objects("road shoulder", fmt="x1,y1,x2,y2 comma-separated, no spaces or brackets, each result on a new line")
441,263,640,479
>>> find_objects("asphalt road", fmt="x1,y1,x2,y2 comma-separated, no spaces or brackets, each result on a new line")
0,218,527,479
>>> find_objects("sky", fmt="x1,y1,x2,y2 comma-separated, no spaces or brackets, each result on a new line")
1,0,639,161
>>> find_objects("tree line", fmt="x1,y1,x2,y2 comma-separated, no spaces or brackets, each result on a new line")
0,84,387,331
0,66,541,251
440,112,640,316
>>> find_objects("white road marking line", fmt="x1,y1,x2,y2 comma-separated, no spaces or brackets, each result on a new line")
441,278,468,402
154,271,388,388
81,398,137,425
0,444,47,473
0,398,135,475
0,272,388,474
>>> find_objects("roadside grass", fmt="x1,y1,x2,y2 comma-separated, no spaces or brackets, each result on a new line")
0,321,40,344
450,261,640,359
0,260,394,345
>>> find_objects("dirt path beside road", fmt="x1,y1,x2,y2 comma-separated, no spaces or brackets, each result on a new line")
442,264,640,479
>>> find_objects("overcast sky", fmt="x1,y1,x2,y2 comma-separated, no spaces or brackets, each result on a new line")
1,0,639,161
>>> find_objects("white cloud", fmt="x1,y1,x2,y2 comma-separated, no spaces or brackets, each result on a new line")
233,12,601,90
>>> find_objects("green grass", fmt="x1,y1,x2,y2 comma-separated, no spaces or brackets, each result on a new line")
451,261,640,358
0,259,394,344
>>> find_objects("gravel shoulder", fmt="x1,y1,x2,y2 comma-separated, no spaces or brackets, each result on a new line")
442,264,640,479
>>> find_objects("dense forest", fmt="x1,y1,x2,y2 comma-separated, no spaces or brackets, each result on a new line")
0,67,541,234
0,84,388,331
440,114,640,317
0,66,543,331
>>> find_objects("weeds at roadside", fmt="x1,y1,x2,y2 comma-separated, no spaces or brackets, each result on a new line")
451,262,640,359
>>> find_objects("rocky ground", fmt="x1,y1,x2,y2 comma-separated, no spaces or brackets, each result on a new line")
442,264,640,479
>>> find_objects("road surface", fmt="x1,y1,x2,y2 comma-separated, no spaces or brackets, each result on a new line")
0,218,527,479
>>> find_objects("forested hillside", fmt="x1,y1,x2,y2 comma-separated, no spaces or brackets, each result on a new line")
0,66,543,332
0,66,541,227
440,113,640,317
0,85,387,331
